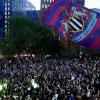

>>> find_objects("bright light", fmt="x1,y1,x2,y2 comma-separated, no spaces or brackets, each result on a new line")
71,76,75,80
31,79,39,89
32,54,35,58
27,87,31,90
0,84,3,91
28,0,40,10
3,83,7,89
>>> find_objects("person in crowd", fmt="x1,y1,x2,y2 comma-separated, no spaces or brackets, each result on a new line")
0,56,100,99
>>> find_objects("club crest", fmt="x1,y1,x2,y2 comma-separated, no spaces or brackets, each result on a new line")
68,14,84,33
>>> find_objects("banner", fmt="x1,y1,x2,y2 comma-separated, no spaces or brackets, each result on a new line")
42,0,100,51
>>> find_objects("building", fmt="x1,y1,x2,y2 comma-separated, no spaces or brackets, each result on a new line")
0,0,28,37
41,0,85,13
26,1,40,20
27,10,40,20
75,0,85,5
27,1,36,11
0,0,5,37
4,0,28,34
4,0,12,34
11,0,40,20
41,0,54,11
0,0,37,38
40,0,55,15
12,0,28,15
0,0,12,37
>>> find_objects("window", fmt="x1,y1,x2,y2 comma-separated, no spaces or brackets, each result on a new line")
5,29,7,32
8,12,10,15
45,4,48,8
8,7,10,11
5,12,7,15
5,16,7,19
5,24,7,28
8,2,10,6
5,3,7,7
5,7,7,11
42,4,44,8
5,20,7,24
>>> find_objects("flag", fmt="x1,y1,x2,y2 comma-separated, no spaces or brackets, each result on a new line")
43,0,72,37
71,5,100,51
42,0,100,51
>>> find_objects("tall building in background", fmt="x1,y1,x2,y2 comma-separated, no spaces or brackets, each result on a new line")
75,0,85,5
40,0,55,15
40,0,85,15
12,0,28,15
0,0,28,37
27,1,36,11
0,0,12,37
41,0,54,10
27,10,40,20
0,0,38,38
4,0,12,34
26,1,40,20
0,0,5,37
11,0,40,20
12,0,39,17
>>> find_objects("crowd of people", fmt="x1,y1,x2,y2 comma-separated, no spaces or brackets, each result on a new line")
0,56,100,100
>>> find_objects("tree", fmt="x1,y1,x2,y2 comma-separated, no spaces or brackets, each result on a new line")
29,23,63,56
0,35,17,57
0,15,63,57
0,15,35,56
